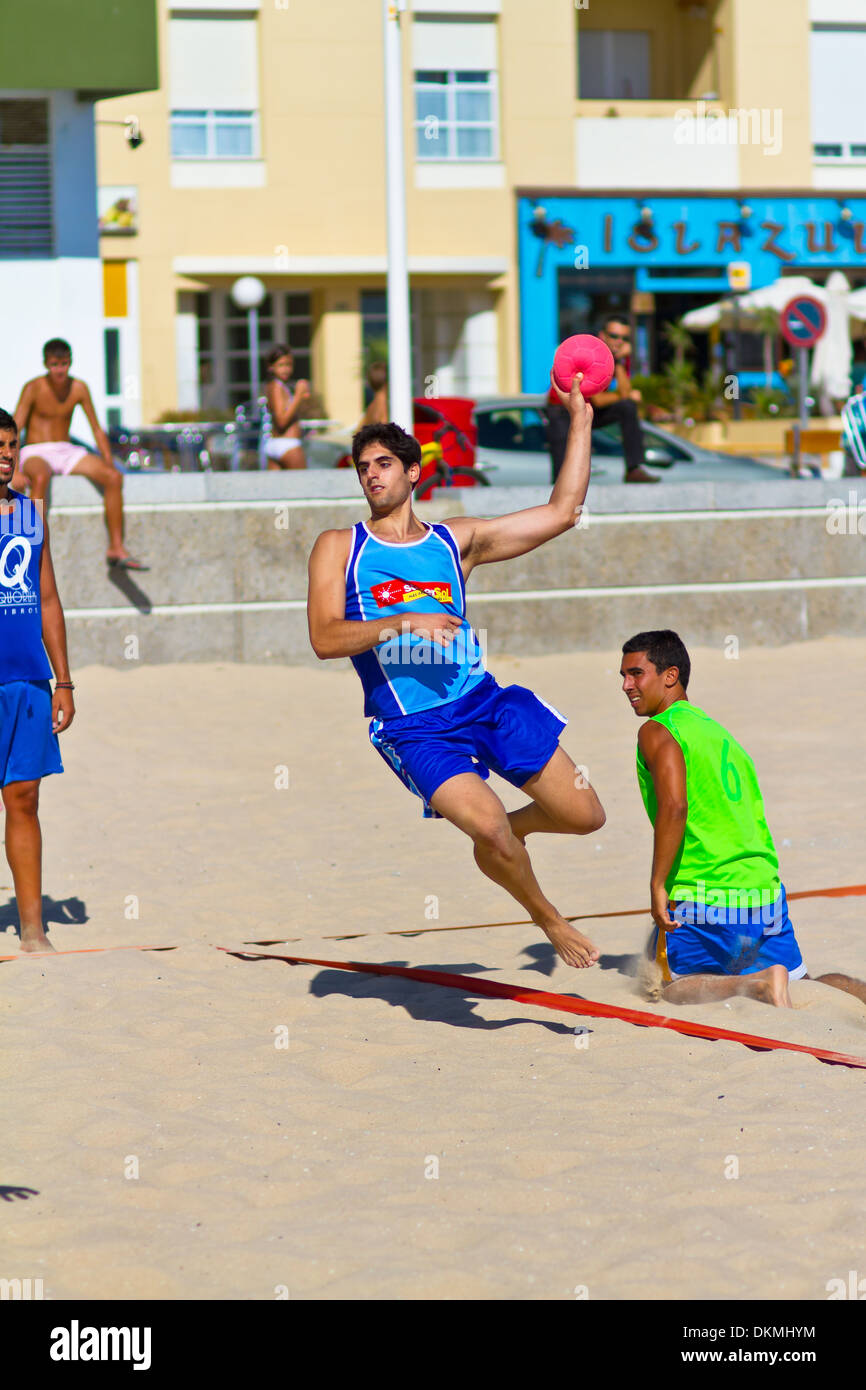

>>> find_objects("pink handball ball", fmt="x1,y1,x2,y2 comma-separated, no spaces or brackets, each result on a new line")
552,334,616,396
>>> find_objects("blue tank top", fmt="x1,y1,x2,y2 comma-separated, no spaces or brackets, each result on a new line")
344,520,487,718
0,490,53,683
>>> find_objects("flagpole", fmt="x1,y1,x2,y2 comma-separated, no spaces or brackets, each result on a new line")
382,0,413,431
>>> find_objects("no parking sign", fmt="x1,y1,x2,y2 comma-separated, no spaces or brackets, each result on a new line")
780,295,827,349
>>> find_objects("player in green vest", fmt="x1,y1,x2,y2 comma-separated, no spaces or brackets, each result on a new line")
620,629,865,1009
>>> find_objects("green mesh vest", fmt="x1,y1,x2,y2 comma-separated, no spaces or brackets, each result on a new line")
636,701,780,909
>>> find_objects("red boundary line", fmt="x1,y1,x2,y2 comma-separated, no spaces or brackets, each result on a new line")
243,883,866,946
0,945,177,962
217,947,866,1071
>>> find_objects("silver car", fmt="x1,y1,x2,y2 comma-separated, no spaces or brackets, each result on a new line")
472,394,780,485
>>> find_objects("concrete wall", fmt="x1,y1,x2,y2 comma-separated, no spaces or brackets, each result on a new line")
45,473,866,669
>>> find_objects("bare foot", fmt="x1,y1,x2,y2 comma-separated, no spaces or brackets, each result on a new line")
541,917,599,969
742,964,791,1007
20,930,54,954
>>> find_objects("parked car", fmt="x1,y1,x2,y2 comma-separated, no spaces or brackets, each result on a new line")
472,395,782,485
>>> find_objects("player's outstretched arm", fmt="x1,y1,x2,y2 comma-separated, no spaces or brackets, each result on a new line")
307,530,461,659
638,720,688,931
446,372,592,572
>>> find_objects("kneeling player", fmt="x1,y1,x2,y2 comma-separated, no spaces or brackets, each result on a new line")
621,629,866,1008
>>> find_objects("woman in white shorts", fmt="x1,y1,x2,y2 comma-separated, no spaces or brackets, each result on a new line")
264,346,309,470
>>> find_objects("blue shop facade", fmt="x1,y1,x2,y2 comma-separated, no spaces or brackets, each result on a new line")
517,191,866,391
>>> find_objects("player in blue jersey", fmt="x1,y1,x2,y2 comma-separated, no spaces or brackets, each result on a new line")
0,408,74,954
308,375,605,969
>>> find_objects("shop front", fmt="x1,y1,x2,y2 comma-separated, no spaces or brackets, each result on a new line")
517,192,866,390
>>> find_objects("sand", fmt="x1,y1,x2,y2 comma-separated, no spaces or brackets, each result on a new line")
2,637,865,1301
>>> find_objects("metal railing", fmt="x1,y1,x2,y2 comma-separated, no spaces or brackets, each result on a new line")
110,402,341,472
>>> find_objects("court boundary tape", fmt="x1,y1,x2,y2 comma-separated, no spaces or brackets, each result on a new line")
243,882,866,946
0,945,177,963
218,947,866,1071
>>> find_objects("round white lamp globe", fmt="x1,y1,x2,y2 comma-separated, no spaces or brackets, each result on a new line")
231,275,267,310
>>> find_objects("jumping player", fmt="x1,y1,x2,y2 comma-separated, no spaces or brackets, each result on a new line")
307,374,605,969
621,629,866,1008
0,408,75,954
13,337,147,570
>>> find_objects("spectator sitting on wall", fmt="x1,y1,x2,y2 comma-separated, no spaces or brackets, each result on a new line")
546,316,660,485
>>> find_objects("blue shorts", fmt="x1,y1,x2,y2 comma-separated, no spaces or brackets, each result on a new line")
369,673,567,817
0,680,63,787
651,883,806,982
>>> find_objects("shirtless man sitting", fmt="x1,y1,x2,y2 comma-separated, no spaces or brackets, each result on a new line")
13,338,147,570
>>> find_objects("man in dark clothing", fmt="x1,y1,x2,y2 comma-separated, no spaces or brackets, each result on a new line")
547,316,660,484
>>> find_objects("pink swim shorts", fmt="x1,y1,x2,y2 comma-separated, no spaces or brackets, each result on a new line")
19,441,89,476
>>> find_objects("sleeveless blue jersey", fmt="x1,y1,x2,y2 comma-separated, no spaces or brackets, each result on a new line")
344,520,487,718
0,491,53,683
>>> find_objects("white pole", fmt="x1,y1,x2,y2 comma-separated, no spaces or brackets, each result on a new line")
382,0,413,431
248,306,260,401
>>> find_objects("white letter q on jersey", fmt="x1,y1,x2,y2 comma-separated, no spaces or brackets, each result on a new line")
0,536,33,593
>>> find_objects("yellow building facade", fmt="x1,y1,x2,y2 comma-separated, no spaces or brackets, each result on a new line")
95,0,863,426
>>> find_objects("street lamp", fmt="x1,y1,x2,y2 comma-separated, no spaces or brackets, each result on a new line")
382,0,412,430
231,275,267,403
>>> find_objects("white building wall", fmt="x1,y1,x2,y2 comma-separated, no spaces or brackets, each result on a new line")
0,258,104,441
576,118,740,189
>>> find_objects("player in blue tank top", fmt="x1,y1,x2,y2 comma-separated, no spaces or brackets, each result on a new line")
0,409,75,954
308,374,605,970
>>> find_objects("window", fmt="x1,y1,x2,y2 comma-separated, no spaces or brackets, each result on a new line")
415,71,497,160
811,25,866,160
195,290,312,411
0,99,52,256
578,29,651,100
169,13,260,161
361,289,426,397
412,18,499,161
171,110,256,160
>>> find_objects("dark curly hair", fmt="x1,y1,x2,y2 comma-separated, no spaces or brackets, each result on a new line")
351,422,422,471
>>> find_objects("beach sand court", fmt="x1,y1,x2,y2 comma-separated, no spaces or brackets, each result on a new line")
2,637,865,1300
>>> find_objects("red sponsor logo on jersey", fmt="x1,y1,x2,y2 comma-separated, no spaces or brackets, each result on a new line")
370,578,453,608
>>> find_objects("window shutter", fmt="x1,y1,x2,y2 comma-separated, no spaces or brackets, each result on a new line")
0,100,53,257
412,19,498,70
169,16,259,109
810,28,866,145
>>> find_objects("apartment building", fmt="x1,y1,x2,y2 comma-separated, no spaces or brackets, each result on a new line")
94,0,866,425
0,2,157,424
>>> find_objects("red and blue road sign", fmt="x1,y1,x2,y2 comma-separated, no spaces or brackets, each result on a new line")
780,295,827,349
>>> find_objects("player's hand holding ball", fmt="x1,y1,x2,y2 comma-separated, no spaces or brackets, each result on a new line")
549,369,593,428
551,333,615,416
